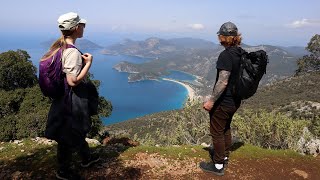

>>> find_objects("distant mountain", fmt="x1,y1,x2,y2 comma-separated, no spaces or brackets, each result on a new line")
167,38,219,49
279,46,309,56
244,45,299,84
41,38,103,50
75,39,103,50
101,37,219,57
106,38,300,89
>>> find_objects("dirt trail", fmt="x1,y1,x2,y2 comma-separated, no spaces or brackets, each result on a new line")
1,139,319,179
110,152,320,180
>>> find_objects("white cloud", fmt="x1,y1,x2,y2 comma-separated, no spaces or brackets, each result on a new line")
188,23,205,30
286,19,320,28
110,25,128,31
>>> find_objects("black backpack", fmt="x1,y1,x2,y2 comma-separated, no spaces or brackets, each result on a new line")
234,49,268,100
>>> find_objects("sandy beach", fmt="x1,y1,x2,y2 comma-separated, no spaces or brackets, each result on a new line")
162,78,195,100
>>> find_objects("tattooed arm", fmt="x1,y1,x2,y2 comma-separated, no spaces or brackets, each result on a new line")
203,70,231,111
210,70,231,102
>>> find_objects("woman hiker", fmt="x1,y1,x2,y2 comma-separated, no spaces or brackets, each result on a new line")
42,12,100,179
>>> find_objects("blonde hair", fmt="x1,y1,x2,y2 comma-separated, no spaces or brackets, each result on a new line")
41,28,76,61
218,34,242,47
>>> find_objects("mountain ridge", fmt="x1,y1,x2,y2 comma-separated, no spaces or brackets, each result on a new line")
102,37,306,97
41,38,103,50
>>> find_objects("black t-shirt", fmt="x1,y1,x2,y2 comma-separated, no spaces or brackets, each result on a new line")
215,46,243,107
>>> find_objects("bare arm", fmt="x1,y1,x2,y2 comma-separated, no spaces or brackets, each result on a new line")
203,70,230,111
66,53,93,87
209,70,231,103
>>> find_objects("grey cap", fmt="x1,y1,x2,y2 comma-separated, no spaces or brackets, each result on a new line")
217,22,238,36
57,12,86,30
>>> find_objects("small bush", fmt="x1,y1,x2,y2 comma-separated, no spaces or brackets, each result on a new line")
310,116,320,138
0,115,17,141
131,100,210,146
14,86,49,139
88,115,103,138
171,101,209,145
232,110,310,149
15,110,47,139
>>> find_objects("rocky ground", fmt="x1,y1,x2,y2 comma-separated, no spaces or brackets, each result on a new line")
0,138,319,179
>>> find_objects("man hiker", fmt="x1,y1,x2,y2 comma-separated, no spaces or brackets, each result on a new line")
201,21,243,176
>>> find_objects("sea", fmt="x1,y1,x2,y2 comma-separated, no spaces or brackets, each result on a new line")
0,33,195,125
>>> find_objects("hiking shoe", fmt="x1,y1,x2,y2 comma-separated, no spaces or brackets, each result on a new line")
209,151,228,169
81,154,100,167
199,161,224,176
224,158,229,168
56,169,82,180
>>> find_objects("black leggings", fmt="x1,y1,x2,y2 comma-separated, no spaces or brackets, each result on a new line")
56,133,91,171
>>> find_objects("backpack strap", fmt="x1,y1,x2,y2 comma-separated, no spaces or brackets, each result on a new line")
225,47,245,100
66,44,83,55
62,44,84,93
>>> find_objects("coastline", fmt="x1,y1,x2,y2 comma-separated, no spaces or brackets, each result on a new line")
162,78,195,100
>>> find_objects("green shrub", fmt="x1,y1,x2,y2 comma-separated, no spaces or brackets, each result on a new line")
0,89,26,118
0,50,37,90
15,110,47,139
171,101,209,145
18,86,51,114
136,133,156,146
0,115,17,141
131,100,210,146
232,110,310,150
310,115,320,137
88,115,103,138
14,86,49,139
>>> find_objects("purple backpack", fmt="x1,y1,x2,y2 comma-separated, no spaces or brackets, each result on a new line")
39,44,76,99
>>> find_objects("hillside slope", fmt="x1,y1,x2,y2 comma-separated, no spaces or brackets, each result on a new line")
241,71,320,112
105,72,320,144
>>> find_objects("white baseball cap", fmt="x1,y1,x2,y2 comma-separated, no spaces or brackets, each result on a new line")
57,12,86,30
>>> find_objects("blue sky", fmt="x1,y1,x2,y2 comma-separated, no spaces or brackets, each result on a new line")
1,0,319,46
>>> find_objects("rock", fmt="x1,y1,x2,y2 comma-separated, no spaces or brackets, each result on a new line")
127,139,140,147
297,127,320,157
102,137,111,146
0,147,4,151
306,139,320,157
106,137,140,147
31,137,56,145
85,138,101,145
13,140,23,144
11,171,22,179
297,136,306,154
201,143,210,147
293,169,308,179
